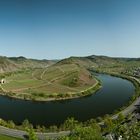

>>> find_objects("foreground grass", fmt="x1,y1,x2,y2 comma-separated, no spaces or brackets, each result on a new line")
0,135,21,140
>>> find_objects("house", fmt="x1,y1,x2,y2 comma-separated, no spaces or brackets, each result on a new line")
0,79,5,84
135,113,140,120
104,134,114,140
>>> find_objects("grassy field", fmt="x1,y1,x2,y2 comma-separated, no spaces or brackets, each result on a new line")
1,63,98,101
0,135,21,140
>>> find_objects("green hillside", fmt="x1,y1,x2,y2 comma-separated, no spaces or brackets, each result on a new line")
1,55,140,101
9,56,55,68
0,56,99,101
0,56,55,73
0,56,19,73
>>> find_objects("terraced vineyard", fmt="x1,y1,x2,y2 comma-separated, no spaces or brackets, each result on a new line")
1,63,98,101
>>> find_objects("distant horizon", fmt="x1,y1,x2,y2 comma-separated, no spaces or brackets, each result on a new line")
1,53,140,60
0,0,140,59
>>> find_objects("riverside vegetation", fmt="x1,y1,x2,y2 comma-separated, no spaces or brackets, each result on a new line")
5,113,140,140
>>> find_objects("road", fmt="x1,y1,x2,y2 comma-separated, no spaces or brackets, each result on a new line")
0,126,70,140
119,76,140,116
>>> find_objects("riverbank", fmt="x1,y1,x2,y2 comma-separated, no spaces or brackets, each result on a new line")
90,69,140,116
0,78,101,102
0,62,101,103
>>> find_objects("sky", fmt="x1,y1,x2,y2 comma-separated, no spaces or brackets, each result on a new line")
0,0,140,59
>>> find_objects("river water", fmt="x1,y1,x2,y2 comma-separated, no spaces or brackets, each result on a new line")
0,73,135,126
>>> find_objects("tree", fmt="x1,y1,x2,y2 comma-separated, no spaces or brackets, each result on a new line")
63,118,79,130
59,122,104,140
71,125,104,140
7,120,15,128
22,119,33,129
117,113,125,123
26,128,38,140
103,116,114,132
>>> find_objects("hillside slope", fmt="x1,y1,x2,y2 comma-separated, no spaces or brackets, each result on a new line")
1,56,100,101
0,56,19,73
1,54,140,101
9,56,55,68
0,56,55,73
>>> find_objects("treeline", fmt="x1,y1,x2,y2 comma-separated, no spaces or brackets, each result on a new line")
25,113,134,140
0,110,139,139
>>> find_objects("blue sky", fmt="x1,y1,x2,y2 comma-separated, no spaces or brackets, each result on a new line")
0,0,140,59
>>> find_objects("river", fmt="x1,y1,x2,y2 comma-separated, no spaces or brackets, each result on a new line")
0,73,135,126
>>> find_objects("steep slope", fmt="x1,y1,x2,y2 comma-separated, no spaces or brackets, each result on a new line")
0,56,19,73
56,56,97,68
9,56,55,68
0,56,56,73
1,56,99,101
87,55,140,77
41,63,96,87
55,55,140,78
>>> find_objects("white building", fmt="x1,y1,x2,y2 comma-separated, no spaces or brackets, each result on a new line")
0,79,5,84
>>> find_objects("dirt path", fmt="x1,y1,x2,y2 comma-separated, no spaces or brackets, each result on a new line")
40,69,48,80
57,66,65,73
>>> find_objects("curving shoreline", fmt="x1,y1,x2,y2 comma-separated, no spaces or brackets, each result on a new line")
0,77,102,102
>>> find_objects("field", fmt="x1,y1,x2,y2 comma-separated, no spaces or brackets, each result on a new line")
0,135,21,140
1,63,98,101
